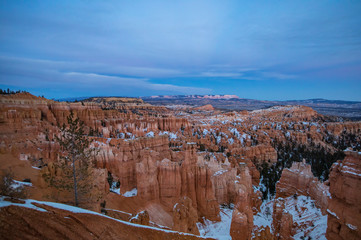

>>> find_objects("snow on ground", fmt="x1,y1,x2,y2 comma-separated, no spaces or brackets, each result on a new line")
253,198,274,230
253,195,327,240
11,180,32,188
110,185,137,197
197,206,233,240
110,182,120,194
123,188,138,197
213,169,228,176
159,131,178,140
110,187,121,195
104,208,132,216
146,131,155,138
284,195,327,240
0,196,46,212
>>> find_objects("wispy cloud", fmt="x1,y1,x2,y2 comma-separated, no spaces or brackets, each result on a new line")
261,72,297,80
1,1,360,100
0,56,211,97
200,72,243,77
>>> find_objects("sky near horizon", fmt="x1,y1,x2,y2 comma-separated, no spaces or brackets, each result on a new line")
0,1,361,100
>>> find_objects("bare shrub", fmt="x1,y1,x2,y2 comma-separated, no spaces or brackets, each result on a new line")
0,170,27,199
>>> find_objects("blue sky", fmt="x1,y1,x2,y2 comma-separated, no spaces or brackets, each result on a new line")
0,0,360,100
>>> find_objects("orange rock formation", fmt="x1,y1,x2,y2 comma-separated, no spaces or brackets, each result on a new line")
326,150,361,240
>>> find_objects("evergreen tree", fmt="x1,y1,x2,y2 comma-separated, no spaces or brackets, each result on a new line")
45,112,98,206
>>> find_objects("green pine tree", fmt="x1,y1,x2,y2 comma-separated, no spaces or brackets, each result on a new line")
45,112,98,206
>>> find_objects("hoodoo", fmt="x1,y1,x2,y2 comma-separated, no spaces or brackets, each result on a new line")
1,93,360,239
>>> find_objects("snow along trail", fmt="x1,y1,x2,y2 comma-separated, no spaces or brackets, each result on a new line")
0,196,209,238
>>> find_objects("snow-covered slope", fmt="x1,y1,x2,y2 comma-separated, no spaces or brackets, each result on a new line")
197,206,233,240
284,195,327,240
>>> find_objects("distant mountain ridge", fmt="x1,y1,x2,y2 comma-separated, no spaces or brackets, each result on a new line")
56,96,142,102
148,94,240,100
55,95,361,119
283,98,361,105
144,95,361,104
142,95,361,119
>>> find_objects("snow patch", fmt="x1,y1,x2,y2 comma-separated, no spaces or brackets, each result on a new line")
213,169,228,176
197,206,233,240
285,196,327,240
110,182,120,194
253,199,273,230
146,131,154,138
159,131,178,140
327,209,339,219
346,223,357,231
0,197,47,212
11,180,32,188
123,188,138,197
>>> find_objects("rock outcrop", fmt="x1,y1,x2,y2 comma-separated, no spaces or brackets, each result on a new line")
326,150,361,240
276,160,329,213
272,198,294,240
266,160,331,240
193,104,215,111
173,196,199,235
230,164,254,240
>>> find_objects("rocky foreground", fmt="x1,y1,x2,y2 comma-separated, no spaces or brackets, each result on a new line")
0,93,360,239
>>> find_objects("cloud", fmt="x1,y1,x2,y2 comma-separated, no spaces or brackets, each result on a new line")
0,1,360,100
0,56,184,78
200,72,243,77
0,56,211,97
65,71,211,94
261,72,297,80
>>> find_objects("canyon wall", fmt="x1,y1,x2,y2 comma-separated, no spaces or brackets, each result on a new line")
326,150,361,240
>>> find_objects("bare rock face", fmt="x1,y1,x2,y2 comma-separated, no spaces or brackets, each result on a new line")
193,164,220,221
94,136,172,194
272,198,294,240
326,150,361,240
136,150,161,202
173,196,199,235
276,160,329,213
325,122,361,136
230,164,254,240
230,208,252,240
156,158,181,208
180,145,220,221
230,144,278,166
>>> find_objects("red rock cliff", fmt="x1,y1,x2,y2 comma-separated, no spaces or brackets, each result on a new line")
326,150,361,240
